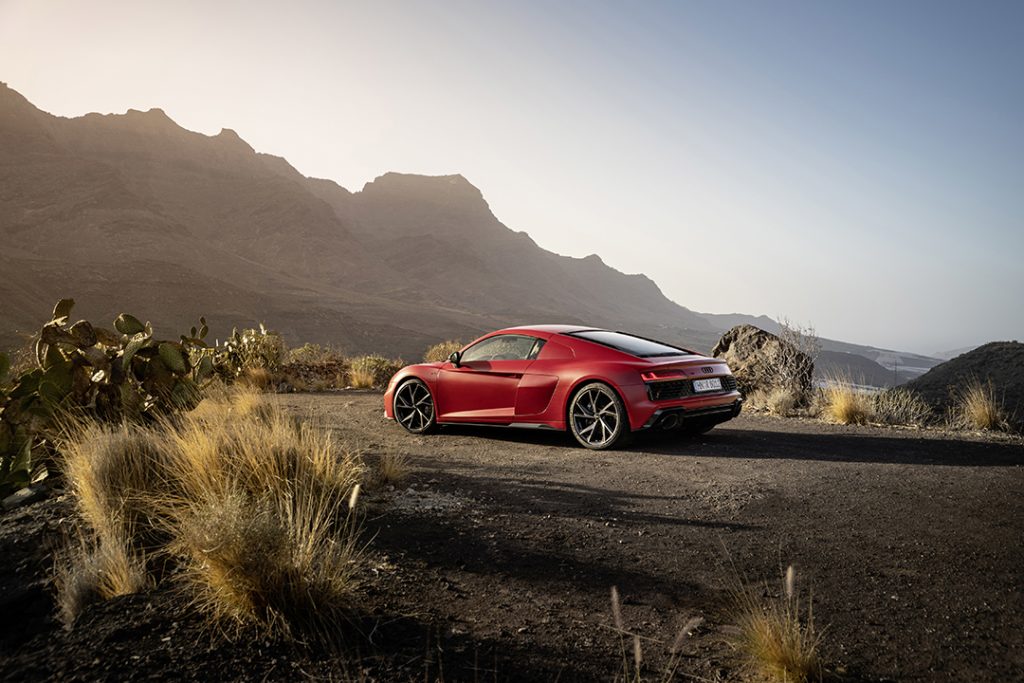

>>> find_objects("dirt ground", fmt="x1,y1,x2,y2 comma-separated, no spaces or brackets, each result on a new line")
1,391,1022,682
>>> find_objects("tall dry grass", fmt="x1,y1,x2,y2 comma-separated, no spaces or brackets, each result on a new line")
820,375,873,425
608,585,705,682
56,530,151,628
731,565,822,683
57,387,365,642
873,387,933,427
952,378,1007,431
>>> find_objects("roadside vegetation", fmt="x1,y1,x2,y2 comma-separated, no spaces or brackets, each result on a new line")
952,378,1008,431
730,564,822,683
423,339,464,363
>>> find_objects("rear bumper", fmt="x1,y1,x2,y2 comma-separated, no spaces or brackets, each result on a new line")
639,398,743,430
619,383,742,431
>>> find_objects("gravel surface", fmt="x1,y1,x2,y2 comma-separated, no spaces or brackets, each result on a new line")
2,392,1021,682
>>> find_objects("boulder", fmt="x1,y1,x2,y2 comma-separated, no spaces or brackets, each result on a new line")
711,324,814,397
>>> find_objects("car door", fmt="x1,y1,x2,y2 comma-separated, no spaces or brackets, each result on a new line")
436,334,543,422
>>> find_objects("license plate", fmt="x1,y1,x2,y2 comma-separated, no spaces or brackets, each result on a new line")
692,378,723,393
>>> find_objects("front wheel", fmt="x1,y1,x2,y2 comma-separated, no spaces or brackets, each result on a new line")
393,379,437,434
569,382,632,450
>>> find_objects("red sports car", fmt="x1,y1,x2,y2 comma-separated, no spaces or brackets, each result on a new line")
384,325,742,449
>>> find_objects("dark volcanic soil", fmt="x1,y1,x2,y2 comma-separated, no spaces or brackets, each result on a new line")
2,393,1022,682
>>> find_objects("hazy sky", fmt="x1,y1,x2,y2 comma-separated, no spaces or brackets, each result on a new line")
2,0,1022,354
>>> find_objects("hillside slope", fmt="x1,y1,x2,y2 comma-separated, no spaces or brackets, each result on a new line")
0,83,930,365
905,341,1024,425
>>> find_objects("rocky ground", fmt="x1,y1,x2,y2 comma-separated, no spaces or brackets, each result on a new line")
1,392,1022,681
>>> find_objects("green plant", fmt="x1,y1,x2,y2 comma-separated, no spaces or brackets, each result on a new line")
423,340,463,363
213,324,287,380
348,355,403,389
0,299,213,496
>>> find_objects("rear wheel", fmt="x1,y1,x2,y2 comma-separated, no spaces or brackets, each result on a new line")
569,382,632,450
393,379,437,434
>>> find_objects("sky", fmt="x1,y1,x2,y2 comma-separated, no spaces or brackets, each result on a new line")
2,0,1022,355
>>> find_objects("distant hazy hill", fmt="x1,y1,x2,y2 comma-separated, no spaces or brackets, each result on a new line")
0,82,936,369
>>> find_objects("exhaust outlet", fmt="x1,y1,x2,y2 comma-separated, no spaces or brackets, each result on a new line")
660,413,680,430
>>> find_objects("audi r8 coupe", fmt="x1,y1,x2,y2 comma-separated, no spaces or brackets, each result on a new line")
384,325,742,449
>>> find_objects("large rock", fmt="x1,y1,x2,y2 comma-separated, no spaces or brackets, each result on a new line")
712,324,814,396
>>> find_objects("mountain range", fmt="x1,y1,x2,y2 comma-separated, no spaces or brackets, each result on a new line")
0,82,939,383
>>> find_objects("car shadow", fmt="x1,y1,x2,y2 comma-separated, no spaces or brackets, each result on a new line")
434,421,1023,467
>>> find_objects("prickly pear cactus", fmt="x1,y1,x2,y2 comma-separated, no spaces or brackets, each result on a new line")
0,299,215,496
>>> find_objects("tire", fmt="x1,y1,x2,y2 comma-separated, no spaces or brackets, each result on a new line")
568,382,632,450
392,378,437,434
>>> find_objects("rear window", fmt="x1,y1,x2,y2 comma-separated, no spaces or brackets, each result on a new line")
566,330,690,358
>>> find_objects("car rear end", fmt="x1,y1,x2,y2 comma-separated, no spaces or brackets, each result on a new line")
621,358,743,431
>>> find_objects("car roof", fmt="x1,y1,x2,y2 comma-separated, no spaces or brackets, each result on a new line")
495,324,597,337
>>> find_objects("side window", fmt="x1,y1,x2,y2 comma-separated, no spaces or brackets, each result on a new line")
460,335,540,362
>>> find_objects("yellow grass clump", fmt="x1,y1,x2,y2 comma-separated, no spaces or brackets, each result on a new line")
821,376,873,425
57,387,365,643
731,565,822,683
953,378,1006,431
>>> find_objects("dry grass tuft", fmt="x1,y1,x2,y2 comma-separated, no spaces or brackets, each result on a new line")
731,565,822,683
423,340,464,363
61,422,173,551
821,376,873,425
373,452,411,487
348,355,403,389
239,366,276,391
608,585,705,682
57,388,365,643
952,378,1007,431
57,531,151,627
873,387,933,426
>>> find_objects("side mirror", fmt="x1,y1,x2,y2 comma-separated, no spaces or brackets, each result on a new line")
448,351,462,367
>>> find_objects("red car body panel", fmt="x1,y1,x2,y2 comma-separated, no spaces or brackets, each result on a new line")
384,325,742,433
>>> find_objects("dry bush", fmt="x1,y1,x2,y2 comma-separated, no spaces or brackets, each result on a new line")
423,340,463,363
287,342,344,365
873,387,933,427
744,387,800,417
57,532,150,627
348,355,403,389
821,376,873,425
952,378,1007,431
239,366,276,391
731,565,821,683
373,452,411,487
765,386,800,417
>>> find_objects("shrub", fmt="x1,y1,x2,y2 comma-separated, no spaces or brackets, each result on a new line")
731,565,821,683
348,355,403,389
287,342,344,365
423,340,463,363
873,387,933,426
952,378,1006,431
213,324,287,379
821,376,873,425
1,299,212,496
